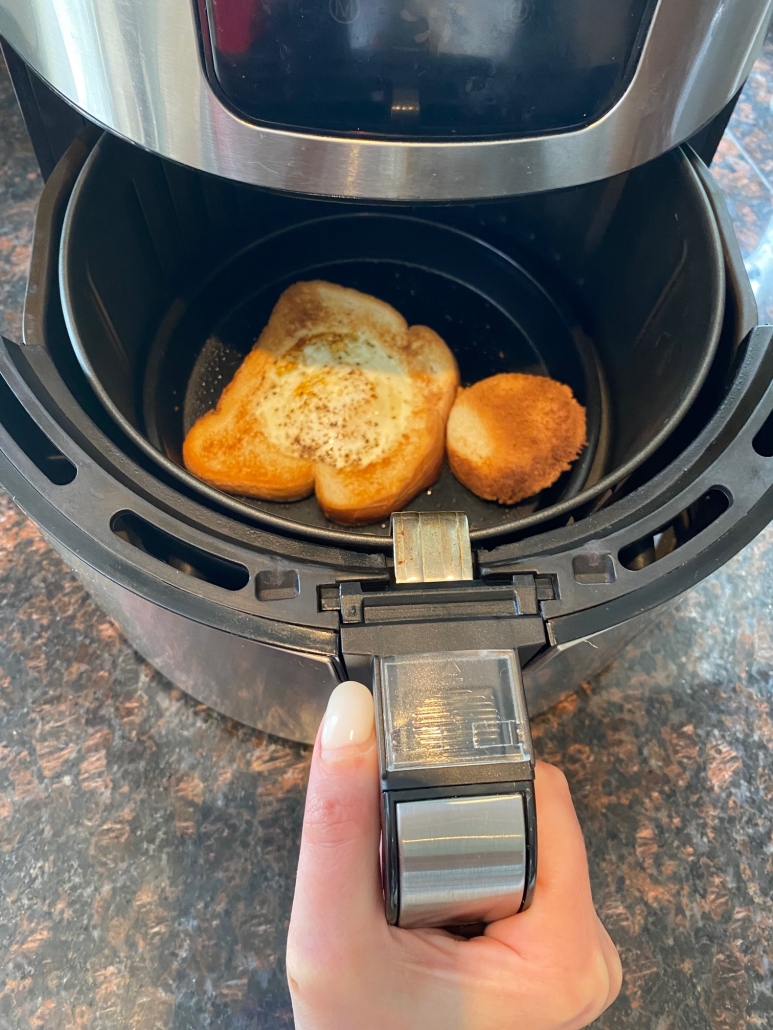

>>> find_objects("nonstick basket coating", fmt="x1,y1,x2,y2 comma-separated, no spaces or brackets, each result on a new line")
142,213,602,537
59,134,724,551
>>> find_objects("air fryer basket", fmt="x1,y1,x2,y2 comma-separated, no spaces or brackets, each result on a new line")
59,134,724,550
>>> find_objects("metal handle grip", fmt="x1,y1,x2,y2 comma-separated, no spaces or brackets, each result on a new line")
396,792,527,928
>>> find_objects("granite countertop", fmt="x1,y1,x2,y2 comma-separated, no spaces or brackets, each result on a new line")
2,42,773,1030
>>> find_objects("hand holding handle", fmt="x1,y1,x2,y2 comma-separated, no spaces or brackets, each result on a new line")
288,684,622,1030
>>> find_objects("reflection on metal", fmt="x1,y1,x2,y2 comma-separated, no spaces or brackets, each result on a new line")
522,604,670,717
396,793,526,927
392,511,473,584
48,538,343,744
745,212,773,325
390,87,420,122
0,0,770,199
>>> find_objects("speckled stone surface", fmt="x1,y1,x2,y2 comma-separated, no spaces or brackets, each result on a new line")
2,39,773,1030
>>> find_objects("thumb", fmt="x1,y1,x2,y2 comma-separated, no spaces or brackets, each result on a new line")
289,681,384,969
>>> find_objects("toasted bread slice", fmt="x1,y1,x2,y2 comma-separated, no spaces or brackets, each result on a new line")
183,281,459,524
446,373,587,505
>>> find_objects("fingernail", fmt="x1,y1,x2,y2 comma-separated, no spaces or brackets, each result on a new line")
321,681,375,755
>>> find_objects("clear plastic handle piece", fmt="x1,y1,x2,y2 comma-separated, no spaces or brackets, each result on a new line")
380,650,532,772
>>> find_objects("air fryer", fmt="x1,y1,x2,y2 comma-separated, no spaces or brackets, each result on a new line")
0,0,772,928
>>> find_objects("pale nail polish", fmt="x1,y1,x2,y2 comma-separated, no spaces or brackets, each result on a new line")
321,681,375,753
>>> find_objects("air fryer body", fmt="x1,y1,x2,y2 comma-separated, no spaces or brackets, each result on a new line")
1,3,773,746
1,119,773,744
0,0,771,200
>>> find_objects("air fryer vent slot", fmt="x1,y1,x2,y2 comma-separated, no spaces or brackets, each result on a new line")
753,407,773,457
111,511,249,591
0,373,77,485
619,489,730,572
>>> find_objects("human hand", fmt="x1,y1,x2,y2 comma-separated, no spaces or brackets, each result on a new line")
287,681,622,1030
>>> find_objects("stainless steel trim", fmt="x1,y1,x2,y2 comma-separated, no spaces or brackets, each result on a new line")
392,511,473,584
0,0,770,199
396,793,526,928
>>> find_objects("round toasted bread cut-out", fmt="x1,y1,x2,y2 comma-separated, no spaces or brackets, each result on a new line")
183,281,459,524
446,372,587,505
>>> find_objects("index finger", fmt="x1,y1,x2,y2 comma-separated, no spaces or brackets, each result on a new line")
485,760,599,955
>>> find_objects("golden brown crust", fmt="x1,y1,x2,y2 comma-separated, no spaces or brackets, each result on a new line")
183,348,316,500
446,373,587,505
182,281,459,524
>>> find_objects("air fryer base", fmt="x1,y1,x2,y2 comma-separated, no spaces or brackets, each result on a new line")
44,531,668,743
47,536,343,743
